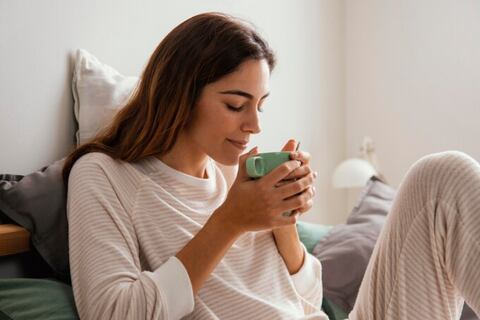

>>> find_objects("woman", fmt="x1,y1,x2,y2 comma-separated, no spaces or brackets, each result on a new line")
63,12,480,320
63,12,322,319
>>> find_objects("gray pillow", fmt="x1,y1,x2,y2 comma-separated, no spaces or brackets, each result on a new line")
0,176,20,224
0,158,69,281
312,176,395,313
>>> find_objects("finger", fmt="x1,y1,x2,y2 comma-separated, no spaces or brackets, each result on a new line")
294,187,316,214
281,164,312,181
261,160,302,187
286,185,315,203
289,150,311,165
236,146,259,181
280,188,314,214
281,139,297,152
276,172,316,200
294,199,314,215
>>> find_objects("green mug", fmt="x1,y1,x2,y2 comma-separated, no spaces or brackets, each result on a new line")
246,151,296,217
246,151,292,178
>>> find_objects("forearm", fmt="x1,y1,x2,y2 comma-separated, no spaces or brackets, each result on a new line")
272,224,304,274
176,207,242,294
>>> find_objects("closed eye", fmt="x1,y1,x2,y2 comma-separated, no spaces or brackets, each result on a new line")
226,104,244,112
225,104,264,113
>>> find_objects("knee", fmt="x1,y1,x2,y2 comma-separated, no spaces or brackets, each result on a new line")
411,151,476,177
403,150,479,198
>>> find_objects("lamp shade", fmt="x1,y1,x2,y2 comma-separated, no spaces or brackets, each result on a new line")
332,158,377,188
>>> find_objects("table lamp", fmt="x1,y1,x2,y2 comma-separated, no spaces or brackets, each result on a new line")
332,136,382,188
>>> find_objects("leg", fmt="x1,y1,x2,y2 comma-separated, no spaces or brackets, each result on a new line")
349,151,480,320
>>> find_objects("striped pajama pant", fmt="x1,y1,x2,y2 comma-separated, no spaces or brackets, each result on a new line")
348,151,480,320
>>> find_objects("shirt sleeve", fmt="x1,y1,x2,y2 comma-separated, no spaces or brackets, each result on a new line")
146,256,195,319
290,242,325,315
67,157,194,320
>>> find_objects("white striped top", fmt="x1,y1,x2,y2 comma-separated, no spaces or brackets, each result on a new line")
67,152,328,319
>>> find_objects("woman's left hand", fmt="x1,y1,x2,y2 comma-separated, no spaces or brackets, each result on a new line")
278,140,317,215
271,139,316,274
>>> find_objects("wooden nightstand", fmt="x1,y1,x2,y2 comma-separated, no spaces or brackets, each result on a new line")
0,224,54,279
0,224,30,256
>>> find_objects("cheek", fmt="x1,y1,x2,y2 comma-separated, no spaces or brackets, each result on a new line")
208,111,239,135
192,101,240,140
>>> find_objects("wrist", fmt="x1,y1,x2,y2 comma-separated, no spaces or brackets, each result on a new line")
272,224,304,274
272,223,298,236
209,205,244,239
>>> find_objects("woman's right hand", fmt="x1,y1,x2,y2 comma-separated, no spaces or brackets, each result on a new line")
216,146,313,234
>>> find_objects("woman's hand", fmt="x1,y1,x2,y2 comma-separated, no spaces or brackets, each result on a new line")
216,145,313,235
271,139,317,274
279,140,317,215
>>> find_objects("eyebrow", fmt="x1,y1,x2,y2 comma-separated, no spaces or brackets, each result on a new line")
219,90,270,100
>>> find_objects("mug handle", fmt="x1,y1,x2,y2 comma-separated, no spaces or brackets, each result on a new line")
246,156,265,178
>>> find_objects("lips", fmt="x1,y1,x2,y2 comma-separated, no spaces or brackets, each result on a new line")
227,139,248,150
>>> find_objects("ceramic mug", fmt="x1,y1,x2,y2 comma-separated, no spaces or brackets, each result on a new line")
246,151,297,216
246,151,292,178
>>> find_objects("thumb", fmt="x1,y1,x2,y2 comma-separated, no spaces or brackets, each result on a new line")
236,146,259,181
281,139,297,152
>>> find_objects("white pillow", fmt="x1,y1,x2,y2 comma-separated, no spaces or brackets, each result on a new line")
72,49,138,145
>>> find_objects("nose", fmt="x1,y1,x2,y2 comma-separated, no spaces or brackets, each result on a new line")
241,109,262,134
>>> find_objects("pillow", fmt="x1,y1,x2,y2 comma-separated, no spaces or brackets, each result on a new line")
73,49,138,145
0,278,78,319
312,176,395,313
0,158,69,281
0,49,139,280
321,298,349,320
296,221,333,253
0,176,21,224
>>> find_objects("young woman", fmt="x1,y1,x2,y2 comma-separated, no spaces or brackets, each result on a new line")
63,12,480,320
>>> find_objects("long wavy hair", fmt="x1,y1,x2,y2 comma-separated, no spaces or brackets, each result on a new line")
62,12,276,187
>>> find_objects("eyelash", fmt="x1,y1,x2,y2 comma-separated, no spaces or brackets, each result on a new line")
226,104,264,113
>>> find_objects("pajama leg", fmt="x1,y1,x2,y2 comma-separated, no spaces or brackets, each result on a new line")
349,151,480,320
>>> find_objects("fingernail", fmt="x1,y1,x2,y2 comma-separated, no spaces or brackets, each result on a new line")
314,171,318,178
313,186,316,195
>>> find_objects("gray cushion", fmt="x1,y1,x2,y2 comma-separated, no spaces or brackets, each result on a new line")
0,158,69,281
297,221,333,253
0,175,22,224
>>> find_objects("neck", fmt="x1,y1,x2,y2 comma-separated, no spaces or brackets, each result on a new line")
158,134,209,179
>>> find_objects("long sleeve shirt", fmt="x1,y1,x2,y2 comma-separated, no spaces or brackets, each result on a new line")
67,152,328,319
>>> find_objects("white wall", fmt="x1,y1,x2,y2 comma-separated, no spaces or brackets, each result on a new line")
346,0,480,196
0,1,347,224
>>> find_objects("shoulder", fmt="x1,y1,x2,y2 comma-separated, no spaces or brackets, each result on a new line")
69,152,142,191
68,152,145,211
74,151,120,167
70,152,121,177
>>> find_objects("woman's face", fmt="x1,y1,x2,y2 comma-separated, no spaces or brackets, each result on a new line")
186,59,271,166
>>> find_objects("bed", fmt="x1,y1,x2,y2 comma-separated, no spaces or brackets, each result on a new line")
0,38,478,320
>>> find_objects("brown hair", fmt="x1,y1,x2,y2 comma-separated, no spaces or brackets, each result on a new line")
62,12,276,187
